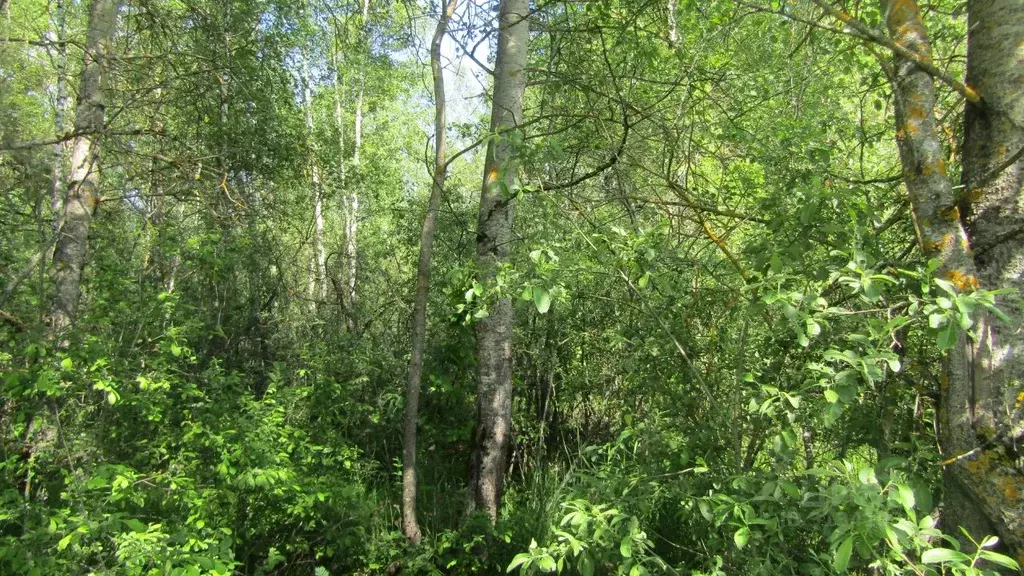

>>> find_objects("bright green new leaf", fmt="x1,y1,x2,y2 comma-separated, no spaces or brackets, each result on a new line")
734,526,750,550
979,550,1020,570
534,286,551,314
833,536,853,572
620,536,633,558
535,554,557,573
921,548,971,564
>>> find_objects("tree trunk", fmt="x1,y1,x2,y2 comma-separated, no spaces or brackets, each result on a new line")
667,0,678,46
49,0,69,227
881,0,1024,554
331,40,349,317
302,53,326,304
402,0,459,544
955,0,1024,557
880,0,986,542
344,76,362,332
49,0,120,336
467,0,528,522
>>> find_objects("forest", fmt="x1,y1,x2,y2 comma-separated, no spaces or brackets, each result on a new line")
1,0,1023,573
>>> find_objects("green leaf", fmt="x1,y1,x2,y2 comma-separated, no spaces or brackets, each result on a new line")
934,278,956,295
895,484,915,511
857,467,877,485
979,535,999,549
824,389,839,403
507,553,531,572
921,548,971,564
698,500,713,521
638,272,651,289
733,526,750,550
886,357,901,372
60,358,73,371
884,526,902,551
57,533,73,551
937,323,958,351
863,279,879,301
833,536,853,572
535,555,557,573
978,550,1020,570
620,536,633,558
578,554,595,576
806,319,821,337
534,286,551,314
125,519,146,533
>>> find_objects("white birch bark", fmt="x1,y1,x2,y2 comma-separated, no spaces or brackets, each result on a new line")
49,0,120,336
302,53,326,302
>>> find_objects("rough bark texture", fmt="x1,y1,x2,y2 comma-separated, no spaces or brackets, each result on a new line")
49,0,119,335
402,0,459,544
467,0,528,522
882,0,1024,557
957,0,1024,559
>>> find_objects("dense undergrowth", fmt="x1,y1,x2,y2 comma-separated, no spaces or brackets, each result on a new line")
2,247,1018,575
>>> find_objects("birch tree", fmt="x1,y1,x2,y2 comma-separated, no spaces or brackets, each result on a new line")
49,0,120,335
302,52,326,304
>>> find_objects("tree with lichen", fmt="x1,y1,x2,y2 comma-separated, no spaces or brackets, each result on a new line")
949,0,1024,559
878,0,1024,559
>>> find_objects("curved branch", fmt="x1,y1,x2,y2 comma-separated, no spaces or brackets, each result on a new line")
541,116,631,191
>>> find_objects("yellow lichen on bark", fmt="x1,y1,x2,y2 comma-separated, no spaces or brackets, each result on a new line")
945,269,980,292
907,105,928,121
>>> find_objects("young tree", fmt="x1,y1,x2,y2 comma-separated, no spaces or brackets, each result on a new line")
48,0,69,224
302,51,326,304
467,0,529,521
402,0,460,543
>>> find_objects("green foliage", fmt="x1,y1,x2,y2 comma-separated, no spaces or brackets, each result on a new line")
0,0,1013,574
